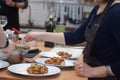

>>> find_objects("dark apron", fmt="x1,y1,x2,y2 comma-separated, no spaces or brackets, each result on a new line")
83,24,102,67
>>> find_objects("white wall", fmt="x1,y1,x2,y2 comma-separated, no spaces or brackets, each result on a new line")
19,1,49,27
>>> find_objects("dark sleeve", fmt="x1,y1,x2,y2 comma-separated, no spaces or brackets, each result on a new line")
110,16,120,77
107,6,120,77
64,5,99,45
64,19,88,45
22,0,28,9
17,0,28,9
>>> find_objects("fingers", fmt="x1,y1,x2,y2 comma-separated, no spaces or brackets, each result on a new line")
23,33,29,42
73,61,85,77
74,61,83,68
23,33,34,42
24,32,38,42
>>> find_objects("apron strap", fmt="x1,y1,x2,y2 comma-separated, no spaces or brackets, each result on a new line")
97,0,114,24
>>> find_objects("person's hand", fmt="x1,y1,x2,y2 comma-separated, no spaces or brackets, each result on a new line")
74,61,110,78
1,40,15,54
23,32,40,42
74,61,93,77
5,0,15,7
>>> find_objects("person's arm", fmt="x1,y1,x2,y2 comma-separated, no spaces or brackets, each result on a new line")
64,5,99,45
5,0,28,8
0,26,7,48
15,0,28,9
74,61,115,78
24,32,66,45
108,5,120,78
39,32,65,45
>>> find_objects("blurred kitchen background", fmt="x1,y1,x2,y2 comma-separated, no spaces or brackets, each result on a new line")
19,0,94,32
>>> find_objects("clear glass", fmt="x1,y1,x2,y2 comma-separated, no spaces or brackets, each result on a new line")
0,16,8,28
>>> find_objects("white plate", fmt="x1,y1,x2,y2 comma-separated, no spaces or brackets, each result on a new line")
40,47,83,59
35,58,75,68
8,63,61,76
0,60,9,69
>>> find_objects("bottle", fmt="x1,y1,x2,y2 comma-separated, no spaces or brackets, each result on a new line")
44,15,56,48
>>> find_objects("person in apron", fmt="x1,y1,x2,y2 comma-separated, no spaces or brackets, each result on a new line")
0,0,28,31
74,0,120,80
23,0,120,79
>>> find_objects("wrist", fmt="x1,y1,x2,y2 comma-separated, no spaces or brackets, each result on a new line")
92,66,106,77
105,65,113,77
14,2,17,7
12,2,17,7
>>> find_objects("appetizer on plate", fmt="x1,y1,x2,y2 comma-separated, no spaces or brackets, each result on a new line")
57,51,72,58
27,63,48,74
45,57,65,66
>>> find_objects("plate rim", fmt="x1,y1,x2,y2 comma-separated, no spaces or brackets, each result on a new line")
7,63,61,76
0,60,9,69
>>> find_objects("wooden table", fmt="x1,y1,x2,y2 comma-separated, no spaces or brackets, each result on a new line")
0,41,88,80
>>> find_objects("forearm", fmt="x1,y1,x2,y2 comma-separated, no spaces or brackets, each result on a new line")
0,27,7,48
39,32,65,45
91,66,115,77
74,61,116,78
15,2,27,8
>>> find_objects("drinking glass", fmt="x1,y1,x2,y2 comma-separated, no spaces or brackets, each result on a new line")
0,15,8,28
